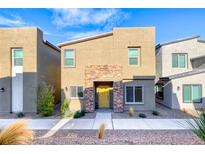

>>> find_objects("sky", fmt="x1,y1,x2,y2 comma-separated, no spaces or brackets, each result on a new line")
0,8,205,46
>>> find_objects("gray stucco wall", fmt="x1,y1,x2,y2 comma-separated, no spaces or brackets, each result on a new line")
156,48,162,81
37,30,61,104
163,82,173,108
0,77,11,113
123,79,155,111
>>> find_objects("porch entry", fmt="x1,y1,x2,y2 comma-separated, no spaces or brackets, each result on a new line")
12,49,23,113
95,81,113,109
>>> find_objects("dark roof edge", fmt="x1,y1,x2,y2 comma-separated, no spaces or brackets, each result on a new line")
197,39,205,43
156,35,200,49
162,69,205,80
190,55,205,61
43,40,61,52
124,76,155,80
58,32,113,47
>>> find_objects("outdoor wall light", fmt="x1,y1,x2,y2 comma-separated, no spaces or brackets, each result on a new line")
177,86,180,91
0,87,5,92
65,86,68,91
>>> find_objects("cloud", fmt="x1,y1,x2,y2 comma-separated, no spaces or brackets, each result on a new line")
51,8,129,40
66,30,104,40
0,14,26,27
51,8,129,29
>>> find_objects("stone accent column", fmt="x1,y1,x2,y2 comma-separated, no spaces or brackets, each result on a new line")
84,87,95,112
113,81,124,112
84,65,123,113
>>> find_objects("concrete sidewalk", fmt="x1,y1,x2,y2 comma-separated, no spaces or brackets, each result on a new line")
0,118,194,130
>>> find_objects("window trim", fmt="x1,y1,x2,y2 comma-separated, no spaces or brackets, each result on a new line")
70,85,84,99
183,84,202,103
12,48,24,67
128,48,140,66
64,49,76,68
172,53,188,68
124,84,144,105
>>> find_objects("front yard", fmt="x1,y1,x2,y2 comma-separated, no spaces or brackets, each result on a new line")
112,104,193,119
32,130,204,145
0,103,194,119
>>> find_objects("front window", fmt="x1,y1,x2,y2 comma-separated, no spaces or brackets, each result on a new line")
183,84,202,103
125,85,143,104
172,53,187,68
64,49,75,67
13,49,23,66
70,86,84,99
128,48,140,65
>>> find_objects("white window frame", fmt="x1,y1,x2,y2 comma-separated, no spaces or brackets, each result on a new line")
128,48,140,66
183,84,202,103
64,49,76,68
12,48,24,67
70,86,84,99
172,53,188,68
124,84,144,104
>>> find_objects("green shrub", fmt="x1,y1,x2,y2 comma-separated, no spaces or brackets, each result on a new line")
17,112,24,118
139,113,147,118
81,110,85,116
188,111,205,141
61,99,69,116
37,82,55,117
62,110,74,118
73,110,85,119
152,110,159,116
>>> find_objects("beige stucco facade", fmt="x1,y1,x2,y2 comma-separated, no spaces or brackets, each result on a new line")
156,37,205,79
156,36,205,110
60,27,156,112
0,27,61,113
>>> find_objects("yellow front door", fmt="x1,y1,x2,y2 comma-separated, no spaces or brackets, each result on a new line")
97,85,110,108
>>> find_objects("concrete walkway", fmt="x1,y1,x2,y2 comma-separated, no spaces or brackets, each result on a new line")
0,115,195,130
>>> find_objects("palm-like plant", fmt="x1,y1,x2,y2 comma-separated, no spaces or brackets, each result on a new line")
98,123,105,139
188,111,205,141
0,121,33,145
128,107,135,117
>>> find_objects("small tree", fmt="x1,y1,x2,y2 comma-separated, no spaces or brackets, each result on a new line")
37,82,55,116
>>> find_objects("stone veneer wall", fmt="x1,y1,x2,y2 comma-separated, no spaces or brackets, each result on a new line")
85,65,123,112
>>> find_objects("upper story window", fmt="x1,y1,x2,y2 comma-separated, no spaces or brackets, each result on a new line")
64,49,75,67
70,86,84,99
128,48,140,66
13,49,23,66
172,53,187,68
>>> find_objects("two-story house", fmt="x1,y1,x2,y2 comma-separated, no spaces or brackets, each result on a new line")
0,27,61,113
156,36,205,110
59,27,156,112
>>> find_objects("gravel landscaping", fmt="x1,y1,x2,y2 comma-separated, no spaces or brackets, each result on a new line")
0,104,195,119
112,104,193,119
32,130,204,145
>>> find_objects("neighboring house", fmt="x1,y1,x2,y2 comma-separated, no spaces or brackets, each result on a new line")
156,36,205,110
0,27,61,113
58,27,156,112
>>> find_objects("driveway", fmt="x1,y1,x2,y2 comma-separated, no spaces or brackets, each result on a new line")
0,112,194,130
